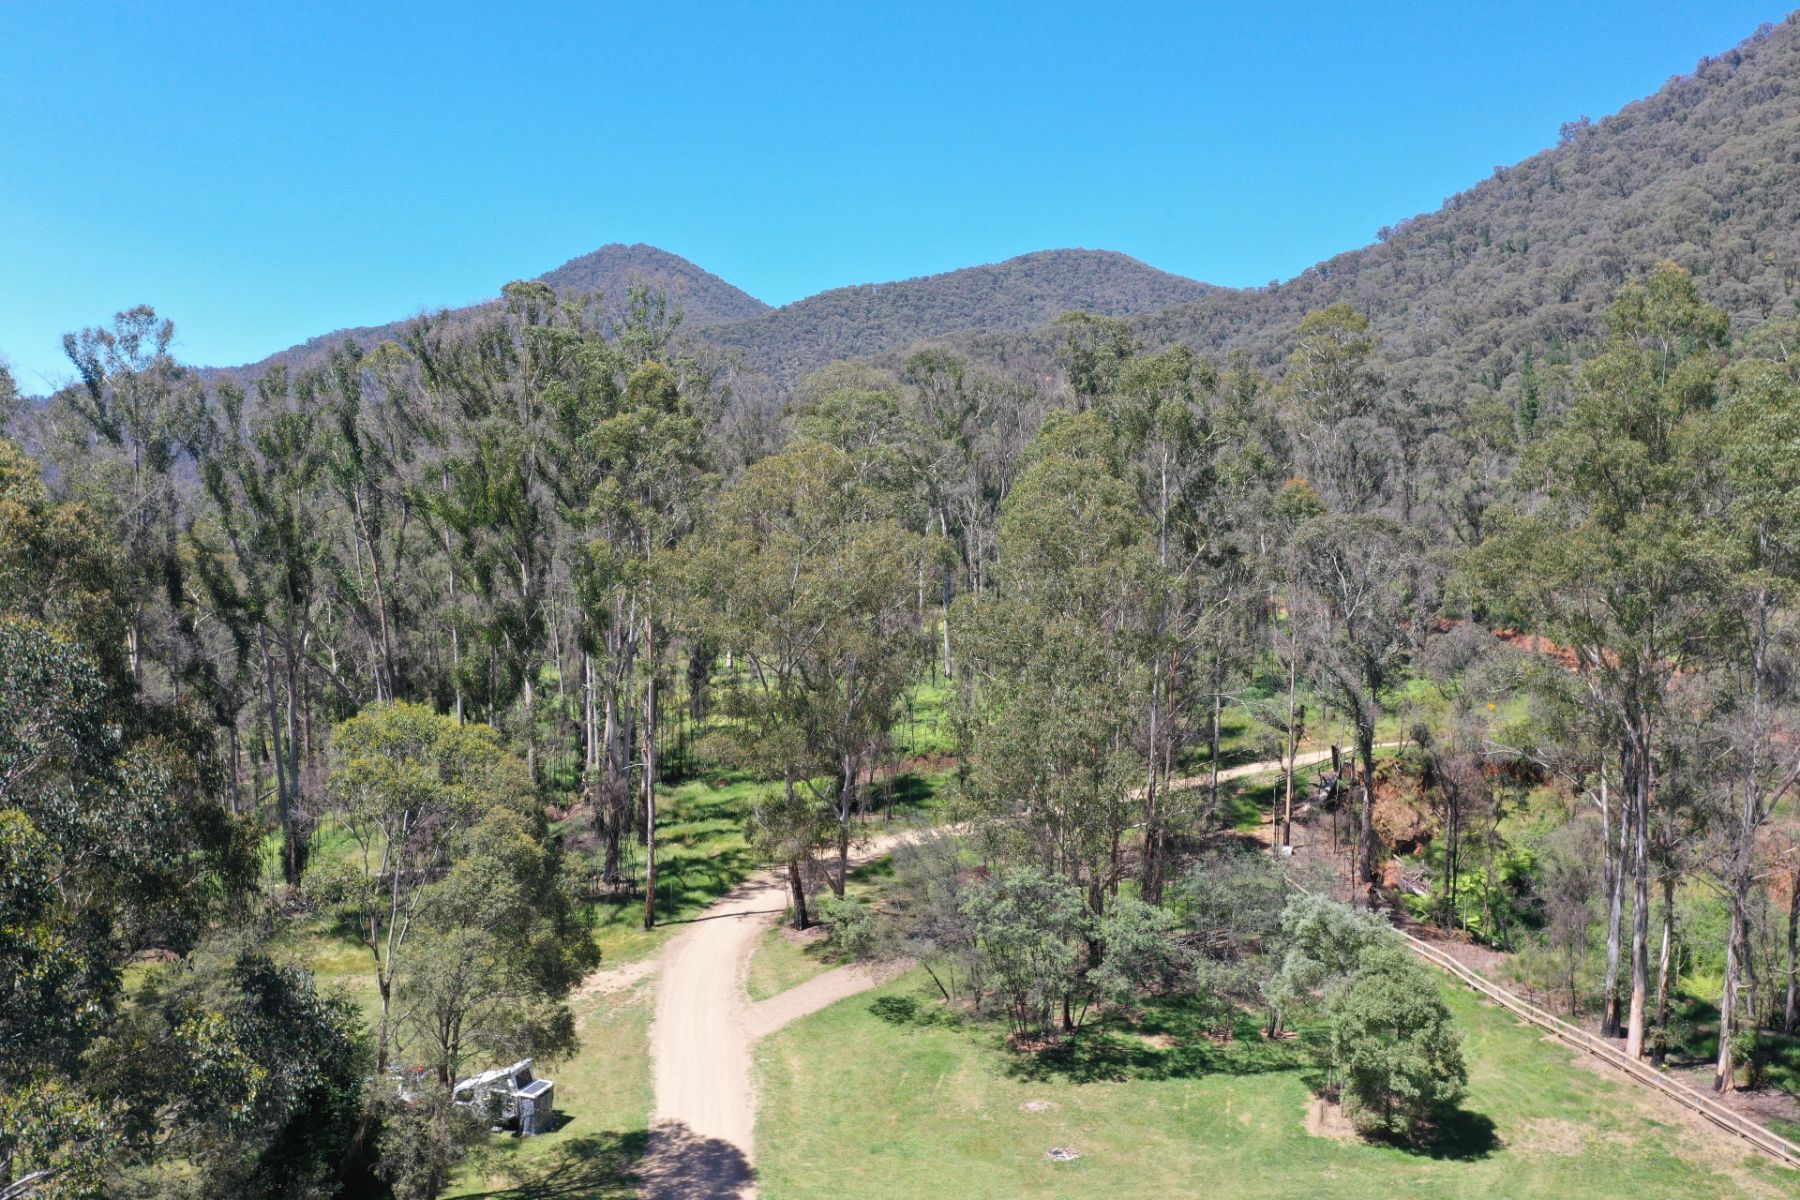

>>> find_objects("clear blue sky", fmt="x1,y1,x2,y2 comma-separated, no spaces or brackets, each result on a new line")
0,1,1788,387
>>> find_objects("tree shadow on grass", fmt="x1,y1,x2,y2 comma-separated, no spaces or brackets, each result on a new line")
870,992,967,1029
1004,1001,1313,1085
589,845,759,926
459,1128,650,1199
875,772,941,818
1358,1107,1501,1162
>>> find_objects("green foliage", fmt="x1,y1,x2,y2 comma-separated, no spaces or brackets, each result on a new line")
104,942,368,1199
960,866,1091,1036
817,894,877,959
1262,895,1395,1033
376,1079,482,1200
1176,846,1288,959
1089,896,1188,1005
1324,942,1468,1136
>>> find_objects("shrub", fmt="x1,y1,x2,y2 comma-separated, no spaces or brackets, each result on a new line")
1324,942,1468,1136
960,866,1090,1036
817,893,876,958
1262,894,1393,1034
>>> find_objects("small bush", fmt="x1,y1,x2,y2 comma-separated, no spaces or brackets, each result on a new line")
818,893,876,958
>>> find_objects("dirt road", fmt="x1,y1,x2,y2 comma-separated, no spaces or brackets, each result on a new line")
1158,744,1392,798
636,830,918,1200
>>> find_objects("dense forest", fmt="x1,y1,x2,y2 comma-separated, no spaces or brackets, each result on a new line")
6,12,1800,1200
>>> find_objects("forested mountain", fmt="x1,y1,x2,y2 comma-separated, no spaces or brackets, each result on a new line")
213,246,1215,392
211,242,767,379
696,248,1217,384
533,242,771,324
941,16,1800,398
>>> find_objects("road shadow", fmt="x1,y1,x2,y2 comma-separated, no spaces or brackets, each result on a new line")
637,1121,757,1200
458,1128,649,1198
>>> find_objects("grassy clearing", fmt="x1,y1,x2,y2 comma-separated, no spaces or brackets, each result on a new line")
895,670,956,758
579,771,763,965
444,977,655,1198
748,925,835,1002
755,970,1792,1199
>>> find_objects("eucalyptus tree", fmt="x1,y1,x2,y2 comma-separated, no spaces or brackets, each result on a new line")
577,352,713,911
1291,513,1424,890
1054,311,1140,409
311,701,594,1198
57,306,205,696
1705,336,1800,1090
1278,303,1391,515
957,413,1160,911
410,282,580,772
0,557,256,1199
310,342,427,704
1100,345,1220,898
1471,264,1731,1058
674,440,929,904
191,371,326,884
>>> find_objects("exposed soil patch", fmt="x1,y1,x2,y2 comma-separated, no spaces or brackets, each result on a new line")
572,955,658,1002
1666,1062,1800,1131
778,923,829,948
1304,1096,1359,1144
1019,1099,1058,1113
1396,917,1509,976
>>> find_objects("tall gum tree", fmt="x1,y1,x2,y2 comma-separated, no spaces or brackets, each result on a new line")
1471,263,1730,1058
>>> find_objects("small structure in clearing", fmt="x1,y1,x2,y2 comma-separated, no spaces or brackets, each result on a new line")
452,1058,556,1135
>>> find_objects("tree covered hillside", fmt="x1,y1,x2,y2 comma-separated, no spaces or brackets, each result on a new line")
210,242,767,381
943,14,1800,399
699,248,1217,386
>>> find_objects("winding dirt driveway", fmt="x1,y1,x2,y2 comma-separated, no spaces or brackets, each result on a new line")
635,830,918,1200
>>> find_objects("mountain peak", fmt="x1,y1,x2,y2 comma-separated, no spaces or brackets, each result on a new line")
534,243,770,326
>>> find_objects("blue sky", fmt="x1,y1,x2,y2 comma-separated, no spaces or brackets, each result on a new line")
0,1,1788,387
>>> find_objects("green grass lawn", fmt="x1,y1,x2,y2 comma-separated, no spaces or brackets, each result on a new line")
755,971,1793,1199
444,972,654,1198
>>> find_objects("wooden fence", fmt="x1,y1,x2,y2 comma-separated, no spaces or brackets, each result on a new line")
1398,925,1800,1170
1278,867,1800,1169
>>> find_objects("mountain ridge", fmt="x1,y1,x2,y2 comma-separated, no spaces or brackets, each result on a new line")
929,13,1800,398
204,242,770,377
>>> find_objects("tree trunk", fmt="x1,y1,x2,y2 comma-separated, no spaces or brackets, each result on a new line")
1206,665,1223,816
1625,730,1651,1059
1358,722,1378,889
788,858,810,931
1653,875,1674,1067
642,618,659,930
938,507,954,679
1716,891,1748,1092
1601,773,1626,1037
1281,646,1299,849
1785,874,1799,1035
